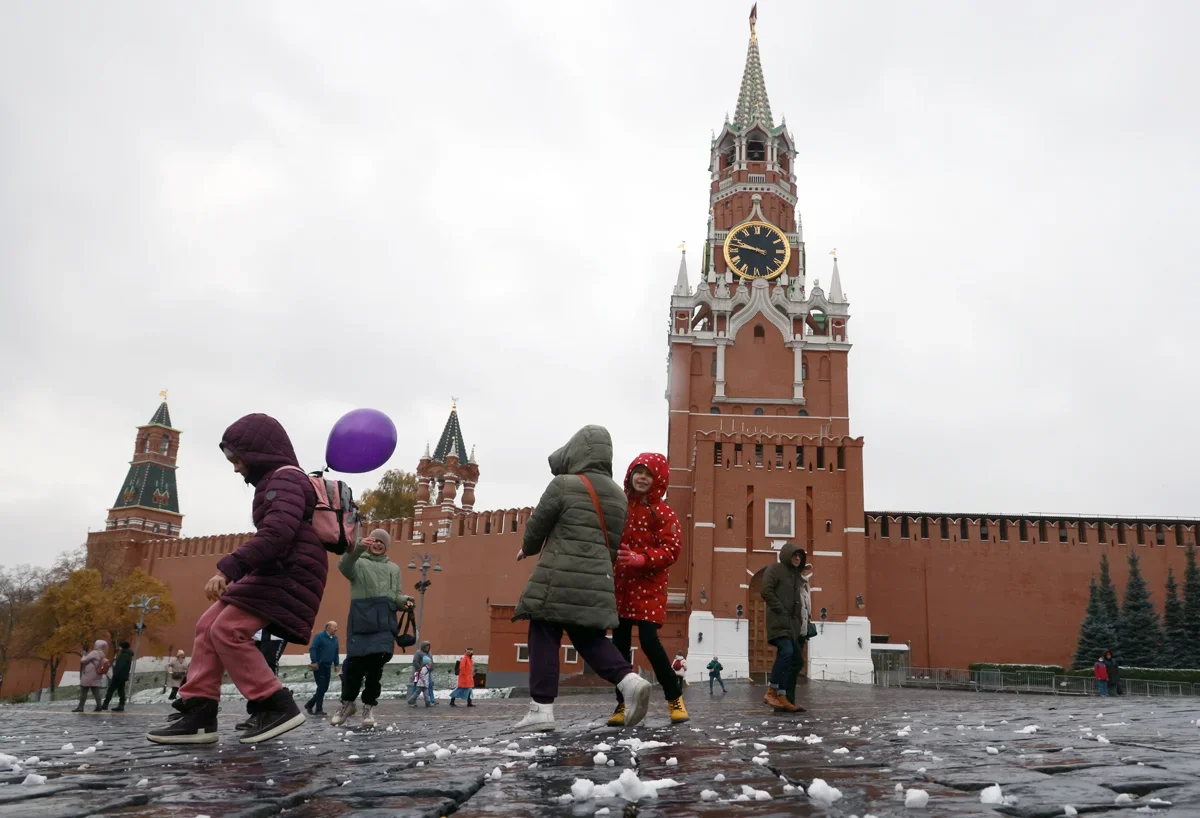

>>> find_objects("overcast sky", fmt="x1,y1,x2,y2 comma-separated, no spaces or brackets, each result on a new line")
2,1,1197,569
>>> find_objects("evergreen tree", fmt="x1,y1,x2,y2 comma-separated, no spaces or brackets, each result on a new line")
1161,569,1188,668
1097,553,1121,627
1117,551,1162,667
1183,546,1200,667
1073,577,1112,670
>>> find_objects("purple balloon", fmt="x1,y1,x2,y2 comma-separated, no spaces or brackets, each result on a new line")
325,408,397,474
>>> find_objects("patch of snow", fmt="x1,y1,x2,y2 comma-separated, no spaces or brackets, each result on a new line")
1064,807,1077,816
489,767,502,780
592,742,612,752
593,752,608,766
22,773,47,786
701,789,719,801
1097,736,1111,745
665,757,678,767
986,747,999,755
60,743,74,751
905,788,930,808
714,773,726,782
1014,725,1039,734
75,746,96,756
807,778,842,806
741,784,772,801
434,749,452,760
1115,793,1134,805
833,747,850,755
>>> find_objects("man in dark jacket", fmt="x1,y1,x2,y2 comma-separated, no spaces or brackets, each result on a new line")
408,641,433,706
101,641,135,712
147,413,327,746
511,425,652,732
304,622,340,716
760,543,811,713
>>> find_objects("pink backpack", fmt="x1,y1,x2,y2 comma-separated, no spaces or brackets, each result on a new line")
278,466,359,554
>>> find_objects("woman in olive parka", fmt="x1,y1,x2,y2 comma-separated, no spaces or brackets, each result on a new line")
511,425,653,732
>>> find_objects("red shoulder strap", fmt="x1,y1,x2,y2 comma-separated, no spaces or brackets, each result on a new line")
578,475,610,552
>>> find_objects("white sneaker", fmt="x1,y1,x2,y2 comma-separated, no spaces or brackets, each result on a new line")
361,705,376,728
617,673,652,728
329,700,356,727
513,701,555,732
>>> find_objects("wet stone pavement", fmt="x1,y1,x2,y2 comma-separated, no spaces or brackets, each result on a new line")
3,683,1200,817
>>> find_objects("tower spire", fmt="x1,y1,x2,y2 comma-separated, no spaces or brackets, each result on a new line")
829,249,845,303
733,4,773,131
673,243,690,296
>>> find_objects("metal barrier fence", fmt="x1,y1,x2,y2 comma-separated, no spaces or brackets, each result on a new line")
874,667,1200,698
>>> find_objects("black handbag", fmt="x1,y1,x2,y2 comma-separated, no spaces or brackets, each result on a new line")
806,622,818,639
395,608,416,651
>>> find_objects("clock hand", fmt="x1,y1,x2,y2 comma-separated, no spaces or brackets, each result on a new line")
730,241,767,255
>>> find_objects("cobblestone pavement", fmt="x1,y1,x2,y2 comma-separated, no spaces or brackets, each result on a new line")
3,683,1200,817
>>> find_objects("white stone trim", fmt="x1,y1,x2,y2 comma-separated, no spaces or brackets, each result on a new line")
714,547,744,553
694,522,716,529
727,278,793,341
738,583,750,589
843,527,865,533
813,550,843,557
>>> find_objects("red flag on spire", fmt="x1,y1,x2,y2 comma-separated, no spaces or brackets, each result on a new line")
749,3,758,27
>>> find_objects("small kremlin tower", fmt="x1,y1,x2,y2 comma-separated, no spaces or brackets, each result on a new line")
413,401,480,542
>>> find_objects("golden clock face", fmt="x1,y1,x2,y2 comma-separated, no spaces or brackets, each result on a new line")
723,220,791,280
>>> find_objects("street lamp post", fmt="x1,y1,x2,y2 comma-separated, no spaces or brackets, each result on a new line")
126,594,160,700
407,553,442,645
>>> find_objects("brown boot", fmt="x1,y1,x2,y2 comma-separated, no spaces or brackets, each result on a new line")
763,687,788,709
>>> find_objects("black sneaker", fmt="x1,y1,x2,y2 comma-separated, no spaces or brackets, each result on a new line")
239,688,305,745
147,698,219,744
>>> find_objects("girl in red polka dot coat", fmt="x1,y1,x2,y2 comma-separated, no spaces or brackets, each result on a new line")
608,453,689,725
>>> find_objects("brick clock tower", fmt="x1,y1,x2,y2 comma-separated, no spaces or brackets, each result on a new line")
666,8,871,682
86,395,183,573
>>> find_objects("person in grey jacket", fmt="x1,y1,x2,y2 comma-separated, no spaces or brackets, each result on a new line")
407,641,434,706
511,425,652,732
329,529,414,729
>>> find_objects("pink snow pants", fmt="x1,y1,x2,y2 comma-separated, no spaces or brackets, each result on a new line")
178,601,282,703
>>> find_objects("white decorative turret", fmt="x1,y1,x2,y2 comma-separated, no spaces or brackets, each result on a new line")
673,247,690,296
829,254,845,303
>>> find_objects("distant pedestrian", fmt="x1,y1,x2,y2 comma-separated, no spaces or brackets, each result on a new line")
73,640,109,712
407,641,433,706
331,530,414,729
450,648,476,707
707,657,726,694
608,453,688,726
1093,655,1109,697
166,650,189,699
147,413,329,745
760,543,810,713
415,655,433,707
1104,650,1123,696
253,628,287,676
304,622,340,716
101,641,135,711
512,426,652,733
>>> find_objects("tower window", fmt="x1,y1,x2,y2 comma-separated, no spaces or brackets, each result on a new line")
836,446,845,470
724,147,736,168
1078,522,1087,543
710,406,721,414
880,517,890,538
754,444,763,467
1156,524,1165,546
796,446,804,467
802,363,808,380
940,518,949,540
816,447,824,469
747,141,765,161
753,324,765,344
798,409,809,416
1038,520,1047,542
1000,519,1008,541
714,443,722,465
734,444,742,466
980,520,989,540
160,433,171,455
900,518,909,539
1118,523,1126,545
960,520,968,540
775,445,783,467
711,355,717,376
754,407,764,415
142,434,150,453
1136,524,1145,545
920,517,928,539
1019,520,1028,542
1059,522,1068,543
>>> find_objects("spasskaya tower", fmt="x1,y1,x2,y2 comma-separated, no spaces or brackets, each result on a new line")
664,6,870,683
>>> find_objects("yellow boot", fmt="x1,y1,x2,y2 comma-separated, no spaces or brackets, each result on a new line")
668,696,690,724
606,703,625,727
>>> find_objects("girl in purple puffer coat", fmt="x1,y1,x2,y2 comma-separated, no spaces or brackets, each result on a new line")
147,413,328,746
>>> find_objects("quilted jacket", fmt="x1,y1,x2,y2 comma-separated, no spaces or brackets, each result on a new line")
513,425,628,632
613,453,681,626
760,543,812,642
216,413,328,645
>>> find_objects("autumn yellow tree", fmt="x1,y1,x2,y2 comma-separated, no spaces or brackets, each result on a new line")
358,469,419,522
99,569,176,650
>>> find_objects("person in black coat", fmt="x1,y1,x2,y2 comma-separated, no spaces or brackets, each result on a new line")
101,642,135,711
1103,650,1123,696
